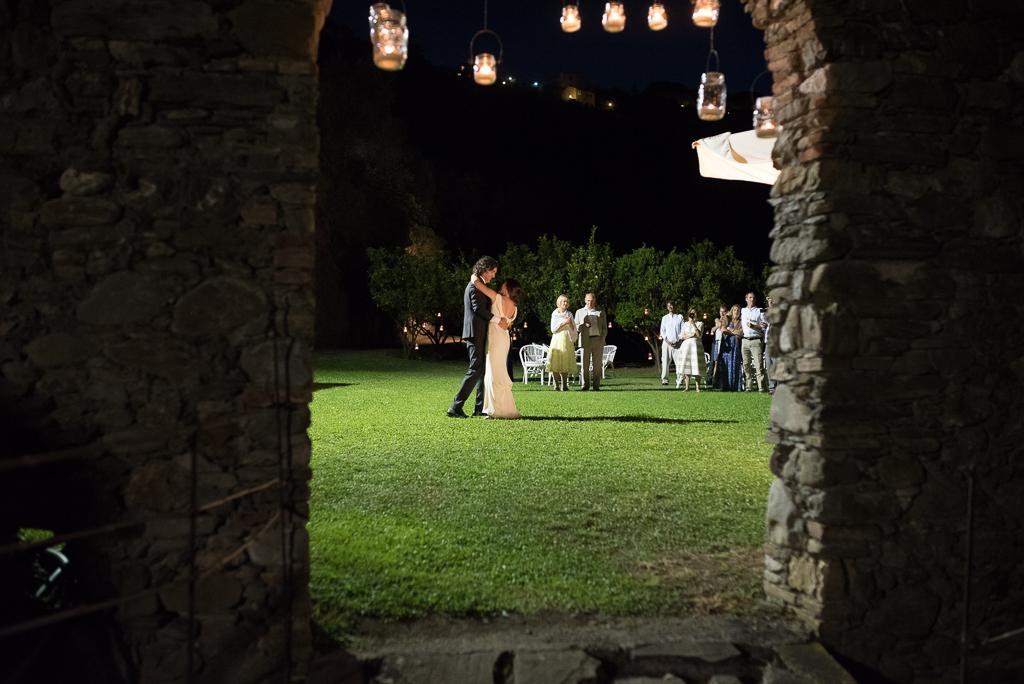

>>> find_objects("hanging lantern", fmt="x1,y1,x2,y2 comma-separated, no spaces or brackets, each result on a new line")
647,3,668,31
753,96,778,137
602,2,626,33
691,0,720,28
697,71,726,120
561,4,582,33
368,6,408,71
473,52,498,85
469,2,503,87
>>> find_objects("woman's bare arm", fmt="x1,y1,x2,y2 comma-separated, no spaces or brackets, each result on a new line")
470,274,497,301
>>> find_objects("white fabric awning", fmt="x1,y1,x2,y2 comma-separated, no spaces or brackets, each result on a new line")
691,130,779,185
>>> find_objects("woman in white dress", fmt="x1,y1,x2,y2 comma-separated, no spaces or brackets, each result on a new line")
470,274,522,418
677,308,706,392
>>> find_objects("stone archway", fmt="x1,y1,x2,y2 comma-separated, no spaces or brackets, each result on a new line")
743,0,1024,681
1,1,1021,682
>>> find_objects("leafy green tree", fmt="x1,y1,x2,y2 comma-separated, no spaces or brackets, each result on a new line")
613,246,665,370
500,235,575,336
567,227,616,314
367,247,462,357
613,240,752,374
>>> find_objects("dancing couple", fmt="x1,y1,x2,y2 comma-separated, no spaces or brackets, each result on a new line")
447,256,523,420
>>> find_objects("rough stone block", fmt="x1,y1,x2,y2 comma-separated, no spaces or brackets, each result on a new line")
77,271,171,325
52,0,218,40
25,332,95,367
231,0,321,59
774,643,855,684
172,277,267,337
376,652,500,684
40,197,122,227
514,649,601,684
60,168,113,196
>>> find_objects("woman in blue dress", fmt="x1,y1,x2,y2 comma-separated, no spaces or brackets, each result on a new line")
715,304,744,391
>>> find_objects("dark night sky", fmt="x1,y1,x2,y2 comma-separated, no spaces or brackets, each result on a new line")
330,1,768,94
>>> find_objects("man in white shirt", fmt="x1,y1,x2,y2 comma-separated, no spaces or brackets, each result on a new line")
574,292,607,391
658,301,684,386
740,291,768,392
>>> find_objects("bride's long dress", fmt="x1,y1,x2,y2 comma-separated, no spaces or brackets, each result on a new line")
483,293,520,419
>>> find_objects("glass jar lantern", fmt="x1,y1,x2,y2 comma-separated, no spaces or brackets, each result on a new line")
370,7,408,71
473,52,497,85
697,71,727,121
368,3,390,35
753,96,779,137
647,3,668,31
691,0,720,28
602,2,626,33
561,4,582,33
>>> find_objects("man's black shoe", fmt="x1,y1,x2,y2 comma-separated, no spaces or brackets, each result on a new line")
447,411,469,419
472,411,486,417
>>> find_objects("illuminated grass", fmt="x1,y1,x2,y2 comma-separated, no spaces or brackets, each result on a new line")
309,349,773,637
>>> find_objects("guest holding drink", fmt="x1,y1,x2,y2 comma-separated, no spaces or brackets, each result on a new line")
715,304,744,392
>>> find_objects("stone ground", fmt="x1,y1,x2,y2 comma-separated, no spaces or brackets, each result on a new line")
309,612,857,683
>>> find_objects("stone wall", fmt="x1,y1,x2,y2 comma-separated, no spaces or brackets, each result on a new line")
743,0,1024,681
1,0,330,681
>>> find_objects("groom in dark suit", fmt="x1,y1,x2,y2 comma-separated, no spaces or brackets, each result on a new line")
448,256,506,418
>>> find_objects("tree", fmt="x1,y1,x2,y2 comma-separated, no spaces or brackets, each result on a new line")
366,247,462,357
612,246,665,371
613,240,753,374
567,227,616,313
499,235,575,340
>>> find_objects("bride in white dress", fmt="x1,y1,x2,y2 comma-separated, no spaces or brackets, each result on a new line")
470,274,522,419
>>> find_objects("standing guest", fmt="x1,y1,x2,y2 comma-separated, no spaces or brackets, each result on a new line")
740,292,769,392
707,316,723,386
677,308,706,391
574,292,607,391
715,304,744,392
448,256,506,418
659,301,684,386
547,295,577,391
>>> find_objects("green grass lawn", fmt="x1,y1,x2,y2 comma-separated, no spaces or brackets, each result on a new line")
309,349,773,638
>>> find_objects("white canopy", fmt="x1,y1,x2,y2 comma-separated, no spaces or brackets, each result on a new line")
691,130,779,185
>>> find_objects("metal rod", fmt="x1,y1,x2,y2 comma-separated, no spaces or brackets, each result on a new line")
0,585,163,639
273,311,289,683
198,512,280,579
959,466,975,684
197,478,280,512
0,520,143,557
187,443,198,684
282,297,295,682
0,515,289,639
981,625,1024,646
0,442,104,472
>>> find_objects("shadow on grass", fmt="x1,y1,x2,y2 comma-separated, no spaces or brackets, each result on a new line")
518,415,738,425
313,382,353,391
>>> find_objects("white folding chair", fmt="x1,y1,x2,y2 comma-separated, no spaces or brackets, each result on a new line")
519,343,547,385
601,345,617,378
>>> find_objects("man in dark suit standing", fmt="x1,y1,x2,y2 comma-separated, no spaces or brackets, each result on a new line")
448,256,505,418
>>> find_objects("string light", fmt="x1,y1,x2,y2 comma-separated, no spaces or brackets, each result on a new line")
560,4,581,33
602,2,626,33
647,3,668,31
691,0,719,28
